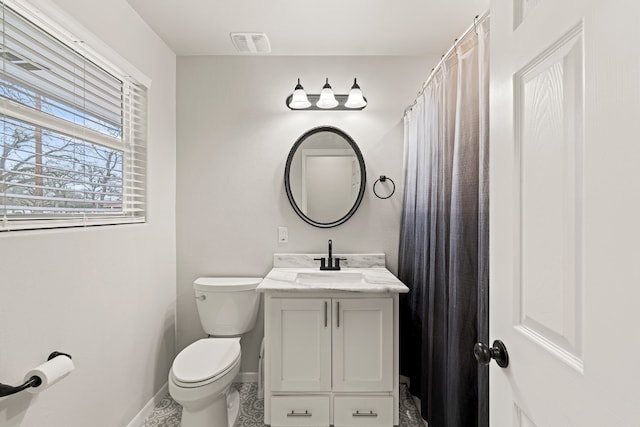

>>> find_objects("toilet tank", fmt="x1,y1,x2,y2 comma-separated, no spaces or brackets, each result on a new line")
193,277,262,336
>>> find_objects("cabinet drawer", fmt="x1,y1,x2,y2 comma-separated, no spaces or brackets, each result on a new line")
334,396,394,427
271,395,330,427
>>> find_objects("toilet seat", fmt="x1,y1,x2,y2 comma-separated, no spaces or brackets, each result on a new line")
171,338,241,388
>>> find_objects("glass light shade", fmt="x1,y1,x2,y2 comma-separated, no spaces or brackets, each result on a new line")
289,88,311,109
316,78,339,109
288,78,311,109
345,78,367,109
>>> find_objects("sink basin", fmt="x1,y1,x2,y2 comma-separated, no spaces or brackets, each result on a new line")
294,272,369,286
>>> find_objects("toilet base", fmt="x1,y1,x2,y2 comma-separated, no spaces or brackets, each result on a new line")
180,390,227,427
227,388,240,427
179,387,239,427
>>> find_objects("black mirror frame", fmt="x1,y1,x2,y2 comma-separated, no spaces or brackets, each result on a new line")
284,126,367,228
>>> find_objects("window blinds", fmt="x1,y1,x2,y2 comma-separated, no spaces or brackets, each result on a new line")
0,2,147,230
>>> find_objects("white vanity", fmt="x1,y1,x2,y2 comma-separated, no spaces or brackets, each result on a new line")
257,254,409,427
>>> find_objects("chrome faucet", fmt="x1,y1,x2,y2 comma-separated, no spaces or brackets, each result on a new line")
314,239,345,271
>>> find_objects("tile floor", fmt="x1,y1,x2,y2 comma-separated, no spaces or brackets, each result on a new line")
142,382,424,427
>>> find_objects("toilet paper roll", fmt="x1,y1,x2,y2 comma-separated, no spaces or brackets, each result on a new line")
24,355,75,394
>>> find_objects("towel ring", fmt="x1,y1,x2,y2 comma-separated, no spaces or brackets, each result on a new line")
373,175,395,199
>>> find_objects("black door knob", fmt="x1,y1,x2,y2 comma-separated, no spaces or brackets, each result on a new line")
474,340,509,368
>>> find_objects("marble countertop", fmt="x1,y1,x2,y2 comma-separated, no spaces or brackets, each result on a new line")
256,267,409,293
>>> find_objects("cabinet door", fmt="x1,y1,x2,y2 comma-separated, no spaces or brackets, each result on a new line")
333,298,393,391
270,298,332,391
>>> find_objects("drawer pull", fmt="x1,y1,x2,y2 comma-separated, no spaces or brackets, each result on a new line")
287,410,312,417
352,410,378,417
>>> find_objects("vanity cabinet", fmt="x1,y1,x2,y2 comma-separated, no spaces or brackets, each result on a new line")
257,259,409,427
265,295,398,427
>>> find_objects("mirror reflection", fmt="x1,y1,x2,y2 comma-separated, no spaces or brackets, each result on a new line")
285,127,366,228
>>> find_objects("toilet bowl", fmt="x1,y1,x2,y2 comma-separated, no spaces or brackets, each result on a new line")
169,338,241,427
168,277,262,427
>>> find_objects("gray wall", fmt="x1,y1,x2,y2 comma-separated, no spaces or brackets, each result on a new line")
0,1,176,426
176,55,436,372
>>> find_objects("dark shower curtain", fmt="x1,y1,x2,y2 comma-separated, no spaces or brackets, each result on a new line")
398,17,489,427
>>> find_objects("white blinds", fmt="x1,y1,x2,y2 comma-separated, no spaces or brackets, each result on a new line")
0,2,147,231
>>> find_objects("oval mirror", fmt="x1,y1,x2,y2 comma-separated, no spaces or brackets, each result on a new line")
284,126,366,228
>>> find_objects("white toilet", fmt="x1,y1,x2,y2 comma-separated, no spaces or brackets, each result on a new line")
169,277,262,427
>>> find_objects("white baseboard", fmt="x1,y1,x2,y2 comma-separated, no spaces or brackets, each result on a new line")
235,371,258,383
126,382,168,427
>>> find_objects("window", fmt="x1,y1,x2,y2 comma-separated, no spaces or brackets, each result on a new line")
0,1,147,231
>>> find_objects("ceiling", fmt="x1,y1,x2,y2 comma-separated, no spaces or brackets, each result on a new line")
125,0,489,56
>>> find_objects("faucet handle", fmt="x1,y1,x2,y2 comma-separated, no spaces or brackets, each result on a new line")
313,257,326,269
334,258,347,270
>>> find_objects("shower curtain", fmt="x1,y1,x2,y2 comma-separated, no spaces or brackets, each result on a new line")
398,17,489,427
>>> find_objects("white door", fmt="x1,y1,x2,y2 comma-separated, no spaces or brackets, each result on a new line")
490,0,640,425
333,298,393,392
270,298,332,391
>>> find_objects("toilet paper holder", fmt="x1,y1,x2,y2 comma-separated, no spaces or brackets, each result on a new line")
0,351,72,398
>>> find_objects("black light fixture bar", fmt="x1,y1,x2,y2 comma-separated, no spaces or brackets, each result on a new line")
285,94,367,111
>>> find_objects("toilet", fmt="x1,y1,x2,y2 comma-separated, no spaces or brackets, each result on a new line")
169,277,262,427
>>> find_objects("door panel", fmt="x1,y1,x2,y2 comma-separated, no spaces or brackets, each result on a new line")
490,0,640,425
270,298,331,391
514,24,584,369
333,298,393,392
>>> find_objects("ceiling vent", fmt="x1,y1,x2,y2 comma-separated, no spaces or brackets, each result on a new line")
230,32,271,54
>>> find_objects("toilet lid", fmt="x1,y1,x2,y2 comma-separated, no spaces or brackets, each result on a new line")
172,338,240,384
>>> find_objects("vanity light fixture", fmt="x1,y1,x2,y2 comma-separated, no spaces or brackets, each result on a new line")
286,78,367,111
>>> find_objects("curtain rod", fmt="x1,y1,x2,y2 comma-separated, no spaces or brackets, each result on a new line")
404,10,489,116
